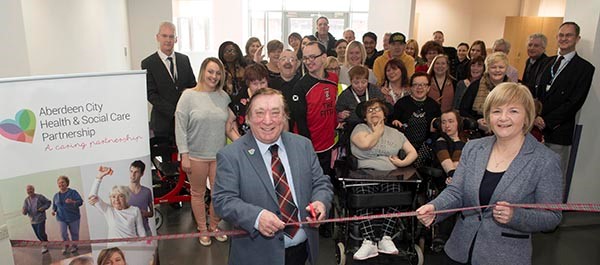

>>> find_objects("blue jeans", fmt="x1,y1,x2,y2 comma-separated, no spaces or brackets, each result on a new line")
59,219,80,246
31,221,48,241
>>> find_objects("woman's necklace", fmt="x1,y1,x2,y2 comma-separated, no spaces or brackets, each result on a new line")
492,144,519,168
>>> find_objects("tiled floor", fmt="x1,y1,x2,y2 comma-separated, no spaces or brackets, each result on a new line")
157,203,600,265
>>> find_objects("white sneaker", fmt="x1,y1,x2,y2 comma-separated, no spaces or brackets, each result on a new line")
70,245,78,253
353,239,379,260
377,236,399,255
41,246,48,254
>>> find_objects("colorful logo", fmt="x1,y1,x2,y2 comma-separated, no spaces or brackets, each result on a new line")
0,109,36,143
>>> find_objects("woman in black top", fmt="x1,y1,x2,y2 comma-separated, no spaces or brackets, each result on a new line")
218,41,246,96
392,72,441,167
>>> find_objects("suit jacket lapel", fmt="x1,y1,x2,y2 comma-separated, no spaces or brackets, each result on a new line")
545,54,579,97
242,133,278,204
489,135,536,204
155,52,177,86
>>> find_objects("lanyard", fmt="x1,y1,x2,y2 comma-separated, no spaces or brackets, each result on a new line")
549,57,568,85
351,87,369,103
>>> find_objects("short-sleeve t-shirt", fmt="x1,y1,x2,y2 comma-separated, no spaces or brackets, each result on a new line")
128,185,153,234
350,123,407,171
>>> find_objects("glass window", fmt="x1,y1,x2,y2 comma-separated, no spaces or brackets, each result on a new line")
173,0,212,52
249,0,369,46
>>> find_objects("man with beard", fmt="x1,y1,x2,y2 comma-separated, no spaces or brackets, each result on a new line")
363,32,383,69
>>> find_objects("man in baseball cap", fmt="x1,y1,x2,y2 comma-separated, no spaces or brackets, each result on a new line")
373,32,415,85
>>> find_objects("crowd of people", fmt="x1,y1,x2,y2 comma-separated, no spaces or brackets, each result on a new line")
138,18,593,265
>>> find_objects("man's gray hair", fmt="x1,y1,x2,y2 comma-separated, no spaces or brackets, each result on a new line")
493,38,511,53
158,21,176,34
528,33,548,48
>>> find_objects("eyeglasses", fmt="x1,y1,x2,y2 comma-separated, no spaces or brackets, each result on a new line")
366,106,382,113
279,57,297,63
302,53,324,62
412,83,429,88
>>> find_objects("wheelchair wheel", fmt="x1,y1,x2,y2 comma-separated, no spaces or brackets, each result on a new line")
335,242,346,265
413,244,424,265
155,207,163,230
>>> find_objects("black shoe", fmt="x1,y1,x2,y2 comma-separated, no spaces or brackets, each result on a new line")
431,238,445,253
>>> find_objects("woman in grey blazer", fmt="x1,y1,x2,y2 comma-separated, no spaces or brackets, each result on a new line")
417,82,563,265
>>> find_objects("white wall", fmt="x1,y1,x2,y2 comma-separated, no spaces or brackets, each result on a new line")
414,0,521,49
20,0,130,75
127,0,173,70
564,1,600,203
368,0,415,50
0,0,30,78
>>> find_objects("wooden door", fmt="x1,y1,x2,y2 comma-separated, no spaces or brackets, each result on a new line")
503,16,563,80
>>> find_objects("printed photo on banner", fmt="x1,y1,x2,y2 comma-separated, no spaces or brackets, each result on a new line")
0,167,92,264
81,158,156,265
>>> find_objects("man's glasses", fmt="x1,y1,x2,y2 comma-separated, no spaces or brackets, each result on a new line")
412,83,429,88
302,53,324,62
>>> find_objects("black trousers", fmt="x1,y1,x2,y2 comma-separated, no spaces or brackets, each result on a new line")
285,240,308,265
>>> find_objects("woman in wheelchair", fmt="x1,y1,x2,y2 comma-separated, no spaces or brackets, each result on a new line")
429,109,468,253
435,109,467,185
349,98,418,260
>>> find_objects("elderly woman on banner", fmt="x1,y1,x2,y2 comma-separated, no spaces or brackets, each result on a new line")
88,166,147,242
417,83,563,265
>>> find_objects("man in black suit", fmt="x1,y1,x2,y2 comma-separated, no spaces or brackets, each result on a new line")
522,33,548,91
142,22,196,141
534,22,595,179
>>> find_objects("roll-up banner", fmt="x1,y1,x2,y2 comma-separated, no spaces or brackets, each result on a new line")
0,71,156,265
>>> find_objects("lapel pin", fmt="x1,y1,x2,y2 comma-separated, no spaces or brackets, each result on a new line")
248,148,255,155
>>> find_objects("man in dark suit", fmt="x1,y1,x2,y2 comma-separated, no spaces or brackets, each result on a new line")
521,33,548,91
213,88,333,265
141,22,196,141
534,22,595,180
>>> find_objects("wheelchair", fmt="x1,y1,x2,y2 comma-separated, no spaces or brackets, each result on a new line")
414,115,483,253
331,144,425,265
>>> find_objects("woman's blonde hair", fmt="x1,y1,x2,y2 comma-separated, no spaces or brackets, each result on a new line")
483,82,535,134
195,57,226,91
343,40,367,68
484,52,509,73
109,185,131,204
